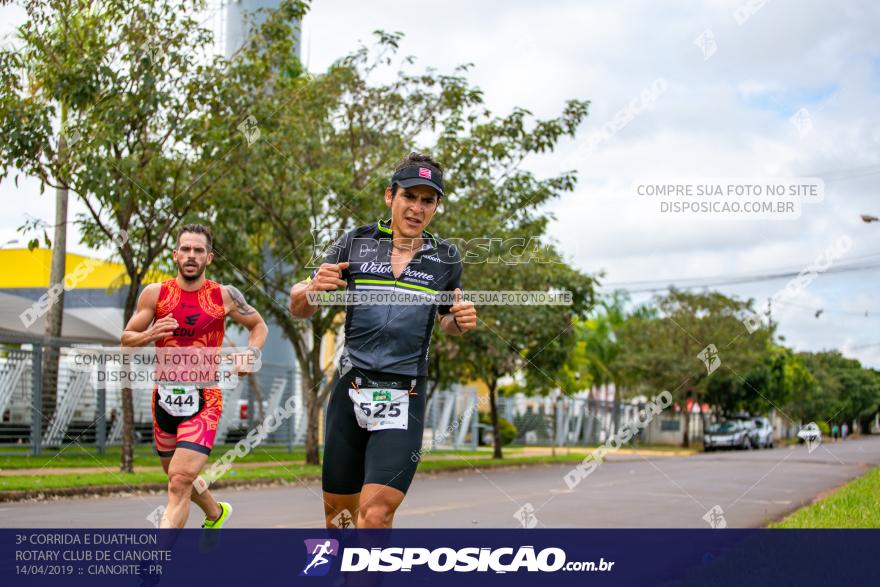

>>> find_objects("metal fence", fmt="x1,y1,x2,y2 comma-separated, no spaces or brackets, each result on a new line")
424,391,718,450
424,384,482,451
1,333,745,458
0,334,298,455
421,388,705,450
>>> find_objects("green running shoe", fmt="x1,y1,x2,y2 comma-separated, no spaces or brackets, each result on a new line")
202,501,233,529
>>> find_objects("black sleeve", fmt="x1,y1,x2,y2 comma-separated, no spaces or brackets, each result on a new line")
437,246,463,316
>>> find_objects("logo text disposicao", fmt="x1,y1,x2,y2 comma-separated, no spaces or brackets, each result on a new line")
341,546,565,573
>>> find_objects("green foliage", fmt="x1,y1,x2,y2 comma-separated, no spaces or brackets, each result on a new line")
7,0,874,463
705,344,811,417
0,0,294,319
584,288,879,437
794,351,880,425
206,28,594,459
0,0,309,471
480,413,517,446
613,288,773,444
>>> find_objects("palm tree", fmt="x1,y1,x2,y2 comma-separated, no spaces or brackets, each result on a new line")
576,290,629,443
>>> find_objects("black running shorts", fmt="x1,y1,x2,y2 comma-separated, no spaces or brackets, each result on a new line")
322,367,426,495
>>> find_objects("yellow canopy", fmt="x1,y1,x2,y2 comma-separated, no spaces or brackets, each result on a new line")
0,248,170,289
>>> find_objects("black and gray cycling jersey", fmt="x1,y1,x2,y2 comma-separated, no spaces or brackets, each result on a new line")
308,219,463,377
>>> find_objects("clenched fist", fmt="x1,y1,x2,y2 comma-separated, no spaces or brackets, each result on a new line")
308,262,350,292
148,315,178,342
449,288,477,333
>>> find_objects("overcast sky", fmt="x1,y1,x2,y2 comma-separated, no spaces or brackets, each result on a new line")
2,1,879,367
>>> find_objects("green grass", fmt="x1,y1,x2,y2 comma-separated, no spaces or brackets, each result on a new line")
769,466,880,528
0,441,688,471
0,444,318,470
0,445,503,471
0,452,587,493
421,454,587,470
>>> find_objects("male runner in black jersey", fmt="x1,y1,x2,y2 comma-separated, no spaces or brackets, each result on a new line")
289,152,477,528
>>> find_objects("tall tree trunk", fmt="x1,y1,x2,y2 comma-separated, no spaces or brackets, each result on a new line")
681,332,692,448
41,104,69,443
120,387,135,472
700,405,708,446
584,389,596,446
611,391,621,438
304,321,323,466
120,279,141,473
305,377,321,465
488,377,502,459
426,353,441,410
248,373,265,422
681,391,691,448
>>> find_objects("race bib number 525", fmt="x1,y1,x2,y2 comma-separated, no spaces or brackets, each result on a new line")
348,388,409,431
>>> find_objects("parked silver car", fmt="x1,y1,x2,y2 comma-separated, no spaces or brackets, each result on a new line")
751,417,774,448
738,419,758,449
703,420,752,451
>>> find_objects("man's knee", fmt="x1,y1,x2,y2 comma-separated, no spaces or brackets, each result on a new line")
359,502,394,528
323,494,357,525
167,470,197,498
324,498,343,516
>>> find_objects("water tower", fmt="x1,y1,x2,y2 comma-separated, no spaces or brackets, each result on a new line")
222,0,302,370
223,0,302,60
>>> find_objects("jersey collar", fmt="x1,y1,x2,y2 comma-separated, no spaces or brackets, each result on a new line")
377,218,438,250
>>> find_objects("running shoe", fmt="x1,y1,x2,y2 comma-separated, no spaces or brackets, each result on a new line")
199,501,232,554
201,501,233,529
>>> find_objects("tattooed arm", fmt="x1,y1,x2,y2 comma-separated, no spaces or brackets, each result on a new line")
222,285,268,355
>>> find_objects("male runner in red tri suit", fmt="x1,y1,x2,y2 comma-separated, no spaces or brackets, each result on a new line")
122,224,267,529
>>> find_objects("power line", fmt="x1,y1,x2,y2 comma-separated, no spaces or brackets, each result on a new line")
601,253,880,288
600,259,880,293
772,298,880,319
815,163,880,182
846,341,880,351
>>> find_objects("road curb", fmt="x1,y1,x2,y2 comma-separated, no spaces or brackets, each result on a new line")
0,476,318,504
0,458,596,503
0,449,703,504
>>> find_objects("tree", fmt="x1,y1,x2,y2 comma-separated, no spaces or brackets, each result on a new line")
706,343,812,419
211,29,594,464
555,291,635,445
210,30,483,465
796,351,880,432
452,243,595,459
423,88,594,460
0,0,262,470
584,293,626,384
0,0,116,438
616,289,770,446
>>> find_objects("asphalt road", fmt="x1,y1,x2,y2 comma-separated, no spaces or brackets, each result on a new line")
1,436,877,528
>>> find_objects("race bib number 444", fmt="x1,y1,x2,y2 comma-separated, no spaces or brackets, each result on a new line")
348,388,409,431
157,384,199,417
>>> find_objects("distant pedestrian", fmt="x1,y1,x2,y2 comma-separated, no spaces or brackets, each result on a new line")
832,424,839,441
842,423,848,439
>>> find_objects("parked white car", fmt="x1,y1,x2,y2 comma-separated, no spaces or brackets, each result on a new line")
797,422,822,444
